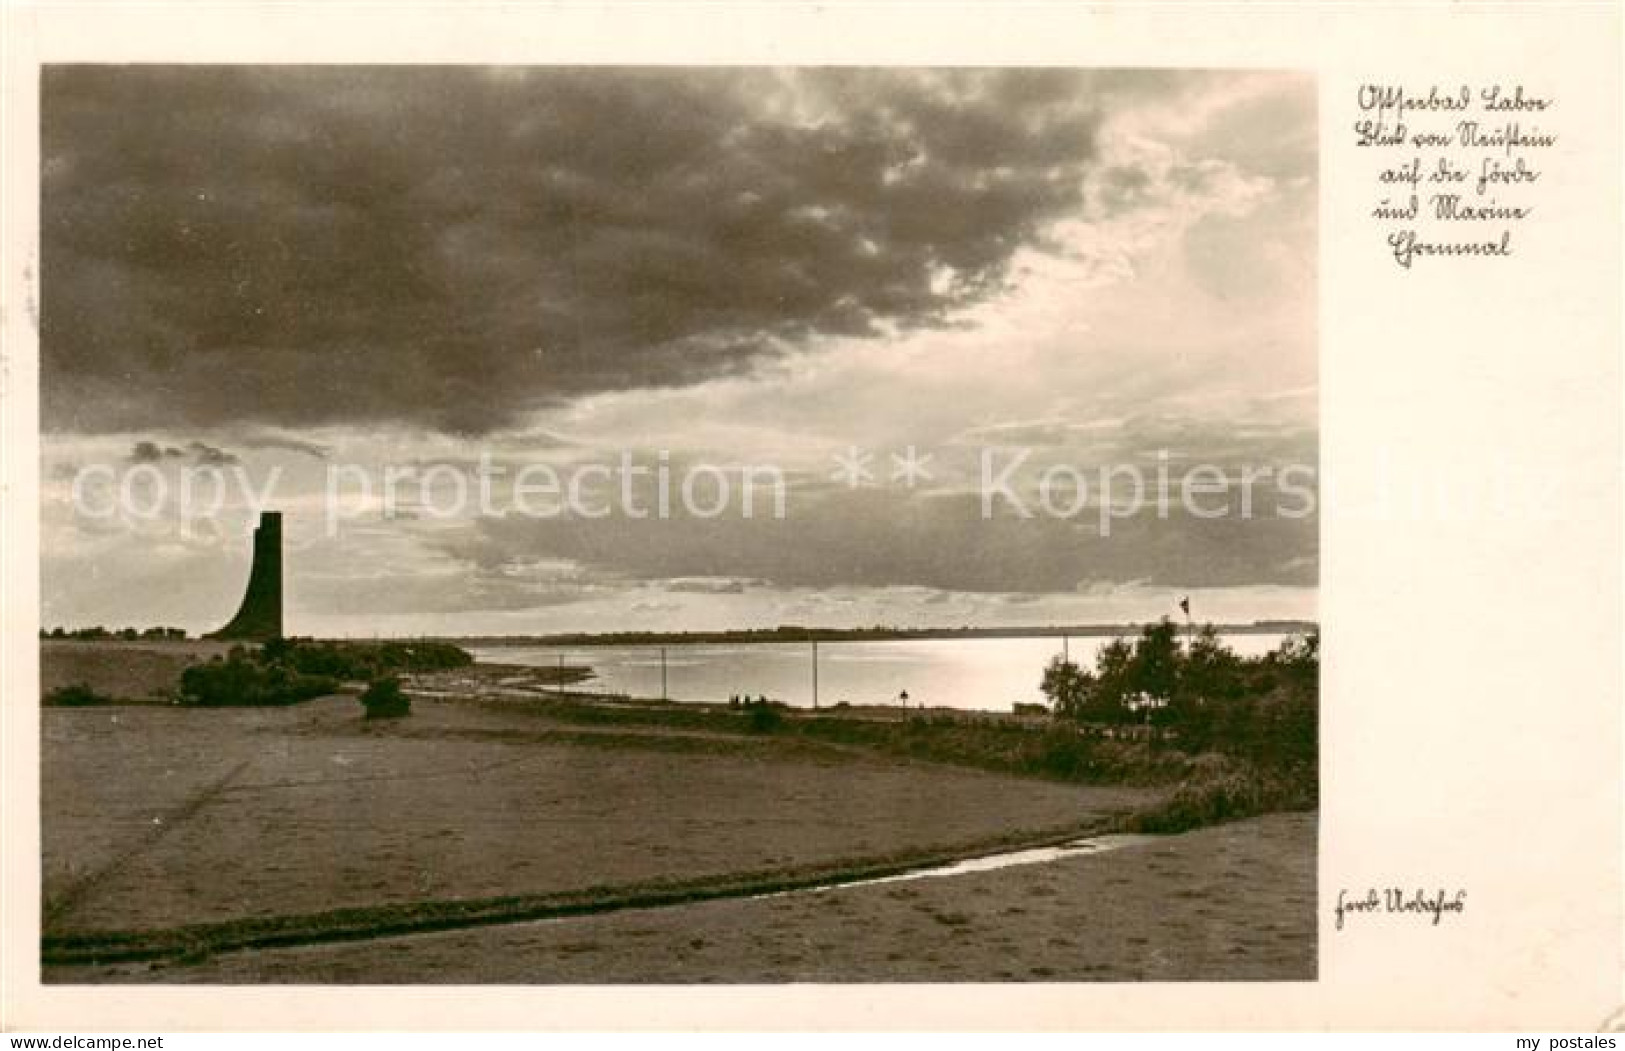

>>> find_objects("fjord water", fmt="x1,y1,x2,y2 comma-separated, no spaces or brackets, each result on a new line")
470,634,1292,713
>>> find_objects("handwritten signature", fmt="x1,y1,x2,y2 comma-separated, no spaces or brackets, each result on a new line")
1334,887,1467,930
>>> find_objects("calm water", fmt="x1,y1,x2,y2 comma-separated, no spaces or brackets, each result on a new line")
470,634,1293,713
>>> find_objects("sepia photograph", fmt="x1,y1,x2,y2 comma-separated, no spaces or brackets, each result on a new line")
34,65,1322,985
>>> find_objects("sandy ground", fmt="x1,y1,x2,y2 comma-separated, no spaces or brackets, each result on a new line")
43,695,1151,938
55,812,1315,983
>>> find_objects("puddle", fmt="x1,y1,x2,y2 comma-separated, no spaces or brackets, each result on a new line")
69,830,1170,964
787,833,1163,897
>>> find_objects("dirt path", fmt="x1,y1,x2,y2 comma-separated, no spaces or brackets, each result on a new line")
44,760,251,927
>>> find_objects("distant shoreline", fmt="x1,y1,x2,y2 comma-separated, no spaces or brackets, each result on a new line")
40,621,1318,649
441,622,1317,648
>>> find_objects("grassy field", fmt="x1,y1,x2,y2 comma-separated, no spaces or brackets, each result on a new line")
40,639,235,700
40,641,1314,982
52,812,1315,983
42,692,1152,955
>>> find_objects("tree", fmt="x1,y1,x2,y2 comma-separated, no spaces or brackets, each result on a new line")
1133,619,1181,720
1049,620,1241,730
1088,638,1137,723
1080,621,1180,726
1172,624,1244,743
1039,656,1089,720
1268,630,1319,695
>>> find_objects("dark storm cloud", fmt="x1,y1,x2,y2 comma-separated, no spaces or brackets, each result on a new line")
43,66,1106,435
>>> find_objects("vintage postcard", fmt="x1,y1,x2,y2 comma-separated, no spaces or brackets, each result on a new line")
1,1,1619,1033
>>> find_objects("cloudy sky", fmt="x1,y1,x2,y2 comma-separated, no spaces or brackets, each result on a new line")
41,67,1316,636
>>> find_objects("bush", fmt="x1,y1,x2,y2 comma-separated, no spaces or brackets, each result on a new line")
178,654,338,707
359,677,411,720
1121,764,1316,833
43,683,115,707
1036,734,1095,779
261,638,473,680
745,701,783,733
